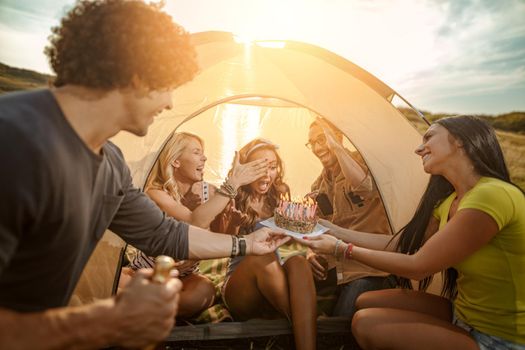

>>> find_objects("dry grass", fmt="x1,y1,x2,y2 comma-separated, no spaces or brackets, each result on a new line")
497,130,525,190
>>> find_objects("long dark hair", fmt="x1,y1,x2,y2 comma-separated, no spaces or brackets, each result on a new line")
395,115,519,299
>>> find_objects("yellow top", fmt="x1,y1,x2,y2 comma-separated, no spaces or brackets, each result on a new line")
434,177,525,344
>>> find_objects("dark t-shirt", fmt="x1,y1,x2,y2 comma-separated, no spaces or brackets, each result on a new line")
0,89,189,312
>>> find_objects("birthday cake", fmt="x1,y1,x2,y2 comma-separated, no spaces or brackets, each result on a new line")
274,194,318,234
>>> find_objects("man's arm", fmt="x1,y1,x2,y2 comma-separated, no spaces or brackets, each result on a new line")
0,300,116,350
332,146,367,189
320,122,367,188
108,148,288,259
0,271,181,350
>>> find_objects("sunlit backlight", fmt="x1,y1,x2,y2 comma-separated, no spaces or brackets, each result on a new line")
223,0,452,92
255,41,286,49
233,35,254,45
229,0,308,42
218,104,262,179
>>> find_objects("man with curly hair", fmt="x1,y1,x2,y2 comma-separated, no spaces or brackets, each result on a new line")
0,1,287,348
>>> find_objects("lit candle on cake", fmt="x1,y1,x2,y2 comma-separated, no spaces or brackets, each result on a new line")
273,193,318,233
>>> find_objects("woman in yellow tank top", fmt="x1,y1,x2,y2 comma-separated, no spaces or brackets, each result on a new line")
300,116,525,350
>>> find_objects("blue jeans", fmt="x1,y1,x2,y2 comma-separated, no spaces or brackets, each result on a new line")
454,316,525,350
332,275,397,317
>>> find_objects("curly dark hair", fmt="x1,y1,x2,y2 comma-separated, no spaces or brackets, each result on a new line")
45,0,198,90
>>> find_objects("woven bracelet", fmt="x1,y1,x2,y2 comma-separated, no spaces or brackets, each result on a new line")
230,235,238,257
217,186,236,199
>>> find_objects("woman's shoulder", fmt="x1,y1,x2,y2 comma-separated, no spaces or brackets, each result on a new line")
471,177,523,200
461,177,524,228
146,187,176,203
145,187,166,196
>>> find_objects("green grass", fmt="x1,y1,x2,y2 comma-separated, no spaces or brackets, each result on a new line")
497,130,525,190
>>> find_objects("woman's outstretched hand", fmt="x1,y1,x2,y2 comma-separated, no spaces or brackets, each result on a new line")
229,151,268,188
245,227,290,255
296,234,339,255
318,219,345,239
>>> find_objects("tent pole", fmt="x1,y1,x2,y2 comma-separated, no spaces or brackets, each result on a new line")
394,93,431,126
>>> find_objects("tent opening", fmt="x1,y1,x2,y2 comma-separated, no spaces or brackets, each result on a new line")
145,95,391,228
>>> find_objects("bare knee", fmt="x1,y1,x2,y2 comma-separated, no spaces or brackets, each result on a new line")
196,277,216,307
199,276,215,299
283,255,311,274
354,291,373,311
351,309,377,349
178,275,215,317
252,254,284,276
243,253,278,270
355,289,387,311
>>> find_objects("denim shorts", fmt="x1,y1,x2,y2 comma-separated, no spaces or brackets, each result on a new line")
453,315,525,350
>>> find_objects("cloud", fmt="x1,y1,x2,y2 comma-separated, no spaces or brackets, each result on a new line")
0,0,73,73
0,23,51,73
394,0,525,113
0,0,523,113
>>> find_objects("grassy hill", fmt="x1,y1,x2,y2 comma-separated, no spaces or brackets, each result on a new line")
0,61,523,189
0,62,53,92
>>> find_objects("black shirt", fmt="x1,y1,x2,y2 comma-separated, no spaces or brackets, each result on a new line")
0,89,189,312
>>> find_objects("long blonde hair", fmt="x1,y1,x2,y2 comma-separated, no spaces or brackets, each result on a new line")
145,132,204,202
234,138,289,230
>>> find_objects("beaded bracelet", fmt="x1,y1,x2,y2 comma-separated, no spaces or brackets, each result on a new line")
216,178,238,199
344,243,354,259
223,178,237,195
216,186,235,199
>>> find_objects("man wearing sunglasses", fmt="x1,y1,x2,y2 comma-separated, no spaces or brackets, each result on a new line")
305,119,395,319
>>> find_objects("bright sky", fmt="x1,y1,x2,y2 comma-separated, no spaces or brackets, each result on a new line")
0,0,524,114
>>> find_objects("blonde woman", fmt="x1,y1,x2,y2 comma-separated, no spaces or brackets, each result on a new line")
127,132,269,318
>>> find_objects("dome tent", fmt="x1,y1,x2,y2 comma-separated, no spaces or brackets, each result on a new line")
114,31,429,232
71,31,430,308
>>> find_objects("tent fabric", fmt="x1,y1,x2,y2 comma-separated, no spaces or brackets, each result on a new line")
72,31,430,305
112,31,429,233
